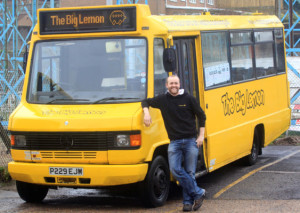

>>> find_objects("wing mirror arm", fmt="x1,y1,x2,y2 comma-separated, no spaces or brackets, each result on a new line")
23,44,29,74
163,35,176,73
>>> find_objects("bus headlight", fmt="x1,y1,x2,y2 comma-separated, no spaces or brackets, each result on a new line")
116,135,130,147
11,135,27,147
115,134,141,148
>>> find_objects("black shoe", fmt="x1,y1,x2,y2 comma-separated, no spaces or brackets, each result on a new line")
183,204,193,212
193,190,206,211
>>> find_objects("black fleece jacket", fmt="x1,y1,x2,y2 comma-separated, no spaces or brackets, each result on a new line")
141,92,206,140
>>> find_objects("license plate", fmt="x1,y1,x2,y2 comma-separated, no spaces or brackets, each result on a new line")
49,167,83,176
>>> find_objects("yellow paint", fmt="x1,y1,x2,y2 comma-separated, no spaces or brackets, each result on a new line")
205,76,291,172
8,4,290,190
8,161,148,186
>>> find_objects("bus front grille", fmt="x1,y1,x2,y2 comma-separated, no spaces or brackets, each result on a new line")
41,151,97,159
25,132,110,151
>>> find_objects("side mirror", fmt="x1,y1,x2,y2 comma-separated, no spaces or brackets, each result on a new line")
23,45,28,74
163,48,176,72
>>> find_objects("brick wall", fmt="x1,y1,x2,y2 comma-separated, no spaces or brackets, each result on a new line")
217,0,281,8
59,0,216,15
60,0,111,7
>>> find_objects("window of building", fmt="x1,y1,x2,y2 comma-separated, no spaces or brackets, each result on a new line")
190,0,196,3
207,0,214,5
200,0,204,3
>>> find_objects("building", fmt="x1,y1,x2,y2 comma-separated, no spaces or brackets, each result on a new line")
60,0,217,15
216,0,283,15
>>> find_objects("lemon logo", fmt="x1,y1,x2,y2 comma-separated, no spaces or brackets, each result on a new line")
110,10,127,25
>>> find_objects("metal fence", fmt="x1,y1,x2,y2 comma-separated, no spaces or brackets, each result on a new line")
0,119,11,167
284,0,300,132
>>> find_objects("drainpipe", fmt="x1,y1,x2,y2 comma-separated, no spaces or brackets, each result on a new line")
4,0,7,72
278,0,281,19
32,0,37,26
289,0,294,55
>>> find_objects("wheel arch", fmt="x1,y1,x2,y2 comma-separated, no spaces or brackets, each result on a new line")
151,144,169,163
145,142,169,163
254,124,265,155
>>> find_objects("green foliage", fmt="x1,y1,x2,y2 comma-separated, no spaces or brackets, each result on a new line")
0,166,11,183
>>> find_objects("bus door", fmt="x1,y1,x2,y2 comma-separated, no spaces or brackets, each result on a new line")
173,38,198,97
173,38,206,172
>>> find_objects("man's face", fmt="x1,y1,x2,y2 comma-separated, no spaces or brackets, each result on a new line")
166,76,180,96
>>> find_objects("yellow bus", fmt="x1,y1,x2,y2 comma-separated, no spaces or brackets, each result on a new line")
8,4,290,207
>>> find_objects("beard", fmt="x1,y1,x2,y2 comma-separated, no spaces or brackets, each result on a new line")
168,87,179,96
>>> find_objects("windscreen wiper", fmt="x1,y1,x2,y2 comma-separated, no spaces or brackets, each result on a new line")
47,98,90,104
92,97,140,104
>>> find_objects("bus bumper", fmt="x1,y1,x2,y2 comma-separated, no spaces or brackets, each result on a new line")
8,161,148,187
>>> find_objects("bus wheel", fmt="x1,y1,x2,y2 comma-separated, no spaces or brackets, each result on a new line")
140,155,170,207
244,132,259,166
16,181,48,203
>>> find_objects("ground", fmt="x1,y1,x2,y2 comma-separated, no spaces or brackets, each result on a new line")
0,180,15,191
273,136,300,146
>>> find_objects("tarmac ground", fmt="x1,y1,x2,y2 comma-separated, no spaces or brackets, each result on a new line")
0,145,300,213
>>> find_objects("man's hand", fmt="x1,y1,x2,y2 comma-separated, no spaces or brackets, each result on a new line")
144,113,152,127
196,127,205,148
143,107,152,127
196,137,204,148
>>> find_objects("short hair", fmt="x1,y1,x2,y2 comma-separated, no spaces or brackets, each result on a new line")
166,75,180,84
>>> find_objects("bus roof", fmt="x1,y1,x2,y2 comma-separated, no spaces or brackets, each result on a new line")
36,4,283,37
149,14,283,32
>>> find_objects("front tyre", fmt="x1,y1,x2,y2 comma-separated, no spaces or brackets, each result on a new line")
16,181,48,203
140,155,170,207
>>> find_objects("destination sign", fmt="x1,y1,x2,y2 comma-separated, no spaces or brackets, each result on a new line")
39,7,136,35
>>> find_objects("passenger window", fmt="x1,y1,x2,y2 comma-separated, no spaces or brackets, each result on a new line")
231,45,254,82
230,32,252,44
254,31,276,77
202,32,230,88
254,31,273,42
275,29,286,73
154,38,168,96
255,42,275,77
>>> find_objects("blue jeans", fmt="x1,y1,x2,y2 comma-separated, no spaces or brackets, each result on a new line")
168,138,205,205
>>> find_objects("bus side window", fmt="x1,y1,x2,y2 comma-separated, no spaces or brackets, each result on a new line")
154,38,168,96
275,29,286,73
254,31,276,77
230,32,255,82
202,32,230,89
231,45,254,82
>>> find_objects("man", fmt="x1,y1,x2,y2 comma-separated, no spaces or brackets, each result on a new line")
142,75,206,212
